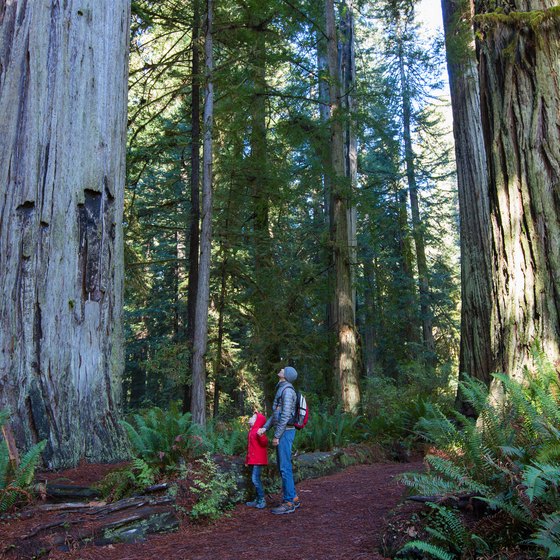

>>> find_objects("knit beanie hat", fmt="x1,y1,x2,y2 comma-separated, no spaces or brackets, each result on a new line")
284,366,298,383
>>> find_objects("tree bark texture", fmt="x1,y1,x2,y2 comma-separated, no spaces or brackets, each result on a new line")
325,0,361,413
317,26,336,398
441,0,494,399
340,2,358,314
184,0,201,413
474,1,560,378
191,0,214,425
0,1,130,467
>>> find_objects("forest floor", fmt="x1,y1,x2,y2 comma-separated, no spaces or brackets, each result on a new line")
2,460,423,560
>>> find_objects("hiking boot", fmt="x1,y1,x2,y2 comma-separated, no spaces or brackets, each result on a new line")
246,498,266,509
293,496,301,509
271,501,296,515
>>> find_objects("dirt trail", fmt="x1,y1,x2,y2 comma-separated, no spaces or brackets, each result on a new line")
47,461,420,560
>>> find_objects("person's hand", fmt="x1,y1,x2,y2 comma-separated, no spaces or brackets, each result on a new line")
273,437,279,446
257,428,265,436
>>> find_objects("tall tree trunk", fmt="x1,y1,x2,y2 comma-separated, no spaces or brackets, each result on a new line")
397,32,435,356
395,183,418,352
212,181,233,419
191,0,214,425
0,1,130,467
212,253,228,418
317,27,336,398
341,1,358,313
441,0,493,408
474,0,560,378
183,0,201,413
325,0,361,412
363,259,378,377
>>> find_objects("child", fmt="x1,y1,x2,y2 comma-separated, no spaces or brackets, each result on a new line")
245,410,268,509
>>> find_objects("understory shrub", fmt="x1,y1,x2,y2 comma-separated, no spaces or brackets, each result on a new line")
96,457,157,501
360,372,453,451
0,409,46,512
399,350,560,559
120,403,206,471
295,405,361,452
189,453,240,520
203,418,247,457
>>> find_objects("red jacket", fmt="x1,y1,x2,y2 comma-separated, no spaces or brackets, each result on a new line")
245,413,268,465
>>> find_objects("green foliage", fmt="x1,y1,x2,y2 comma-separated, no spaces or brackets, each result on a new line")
0,410,46,512
203,418,247,457
400,539,455,560
531,513,560,558
189,454,238,521
295,406,360,452
96,458,157,502
120,404,205,471
360,371,453,450
399,351,560,558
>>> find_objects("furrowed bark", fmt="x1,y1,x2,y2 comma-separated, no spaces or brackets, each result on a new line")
0,1,131,467
474,1,560,378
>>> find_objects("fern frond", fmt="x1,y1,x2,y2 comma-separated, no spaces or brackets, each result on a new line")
425,455,490,494
13,440,46,488
0,439,9,491
523,463,560,502
458,376,490,416
530,513,560,558
480,496,531,524
400,540,456,560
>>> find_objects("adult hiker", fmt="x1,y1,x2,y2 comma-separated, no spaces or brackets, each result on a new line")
258,366,300,514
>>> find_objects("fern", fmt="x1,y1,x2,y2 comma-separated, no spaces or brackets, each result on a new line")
404,350,560,558
120,405,205,471
531,513,560,558
400,540,456,560
0,410,46,512
523,463,560,505
131,458,156,487
0,439,9,491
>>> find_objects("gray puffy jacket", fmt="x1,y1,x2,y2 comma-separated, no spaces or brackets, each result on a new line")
263,381,297,439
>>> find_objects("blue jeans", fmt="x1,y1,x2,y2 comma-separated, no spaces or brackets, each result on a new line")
252,465,264,499
276,428,296,502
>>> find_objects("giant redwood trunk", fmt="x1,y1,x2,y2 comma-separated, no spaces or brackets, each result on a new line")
441,0,494,402
325,0,361,413
474,1,560,378
0,1,131,467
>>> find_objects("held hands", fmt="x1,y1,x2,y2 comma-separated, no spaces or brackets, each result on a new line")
257,428,266,436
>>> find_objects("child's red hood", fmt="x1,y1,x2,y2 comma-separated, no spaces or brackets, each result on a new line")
252,412,267,431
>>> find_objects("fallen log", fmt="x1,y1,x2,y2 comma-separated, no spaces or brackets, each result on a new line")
10,494,179,557
42,484,101,501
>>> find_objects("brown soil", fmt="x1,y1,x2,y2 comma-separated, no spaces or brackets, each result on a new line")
12,461,420,560
36,462,131,487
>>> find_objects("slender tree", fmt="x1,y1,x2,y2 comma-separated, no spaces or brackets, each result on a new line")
184,0,202,413
191,0,214,425
341,0,359,313
0,1,130,467
394,5,435,356
441,0,493,409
